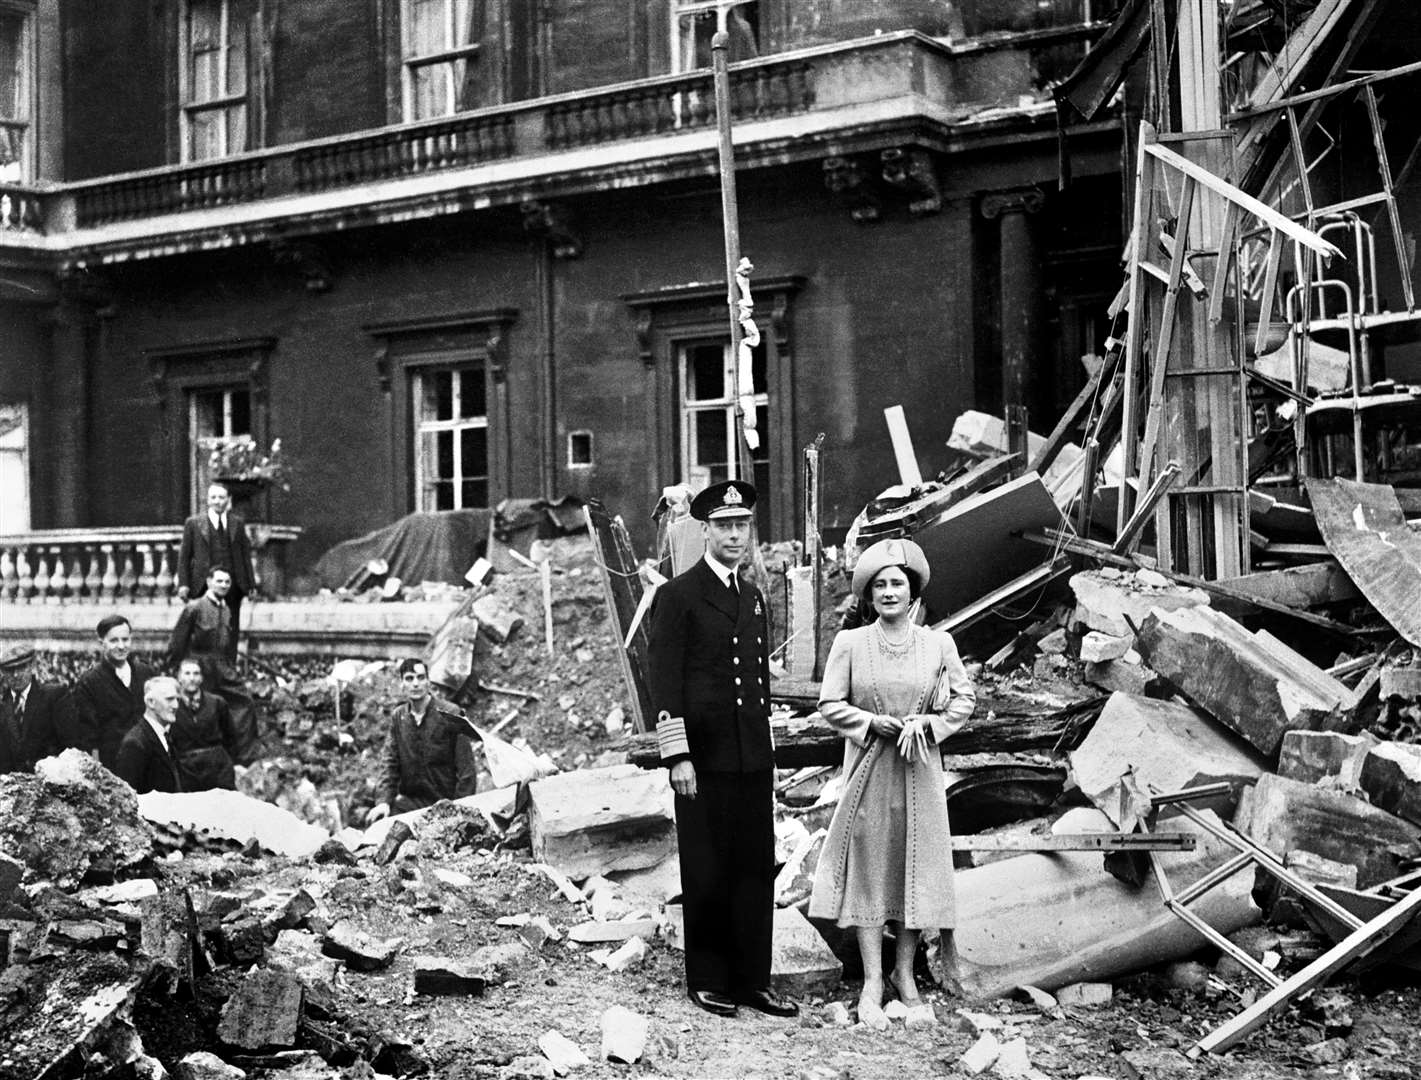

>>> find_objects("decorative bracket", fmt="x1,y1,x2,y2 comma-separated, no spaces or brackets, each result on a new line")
363,308,520,389
981,186,1047,219
822,156,883,224
881,148,941,216
522,200,584,260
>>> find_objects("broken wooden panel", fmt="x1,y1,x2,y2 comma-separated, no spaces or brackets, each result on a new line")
939,807,1259,1000
913,472,1064,623
1233,773,1421,888
1306,478,1421,646
528,764,676,879
1069,692,1268,826
1359,742,1421,827
1134,605,1357,754
1216,562,1359,609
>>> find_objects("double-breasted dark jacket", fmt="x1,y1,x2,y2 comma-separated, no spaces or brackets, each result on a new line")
646,558,774,773
0,682,75,772
72,659,160,772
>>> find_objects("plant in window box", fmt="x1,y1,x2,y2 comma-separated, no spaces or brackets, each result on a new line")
209,437,292,497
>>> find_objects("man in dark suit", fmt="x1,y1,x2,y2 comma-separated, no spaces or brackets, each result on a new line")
115,675,182,794
0,644,76,771
167,566,260,762
177,483,256,659
645,479,797,1020
171,658,239,791
71,614,160,772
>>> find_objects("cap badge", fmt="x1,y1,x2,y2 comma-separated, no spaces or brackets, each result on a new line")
723,486,743,506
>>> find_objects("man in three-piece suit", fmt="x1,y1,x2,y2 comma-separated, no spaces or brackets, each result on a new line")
115,675,183,794
0,645,77,772
177,483,256,659
645,479,798,1021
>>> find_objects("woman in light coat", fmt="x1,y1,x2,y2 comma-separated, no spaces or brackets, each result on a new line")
808,538,976,1028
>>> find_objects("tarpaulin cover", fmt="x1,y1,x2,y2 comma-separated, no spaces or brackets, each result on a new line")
314,509,493,589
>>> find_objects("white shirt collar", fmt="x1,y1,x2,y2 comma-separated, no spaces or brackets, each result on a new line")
16,682,31,712
209,510,226,531
144,715,170,754
702,552,737,587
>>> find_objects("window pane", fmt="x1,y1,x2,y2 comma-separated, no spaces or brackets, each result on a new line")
410,63,448,120
230,391,252,435
192,389,223,438
420,369,454,421
457,369,485,418
753,404,769,466
693,410,728,474
226,14,247,96
407,0,445,56
0,13,25,121
226,104,247,154
450,57,479,113
189,109,223,160
751,339,768,394
433,480,454,510
454,0,480,46
462,478,488,508
686,343,725,402
191,48,220,103
459,426,487,479
436,429,453,478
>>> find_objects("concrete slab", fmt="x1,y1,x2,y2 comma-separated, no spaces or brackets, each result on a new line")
1277,730,1377,788
528,764,675,879
1069,569,1210,638
771,905,842,997
1359,742,1421,827
138,788,328,859
1068,692,1267,826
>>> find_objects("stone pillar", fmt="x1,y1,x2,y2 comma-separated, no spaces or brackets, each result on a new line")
981,187,1045,415
44,277,103,528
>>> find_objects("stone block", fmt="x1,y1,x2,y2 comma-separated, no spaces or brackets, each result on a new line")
596,936,646,972
1359,742,1421,826
1069,692,1267,826
1278,730,1377,787
528,765,675,879
0,852,23,901
469,941,532,983
567,918,657,944
322,920,401,971
1135,606,1357,754
217,968,302,1050
1083,658,1157,697
412,956,489,995
1055,982,1112,1007
518,914,560,950
538,1030,591,1076
1069,570,1210,638
174,1051,245,1080
1234,773,1421,888
1079,631,1131,663
507,1055,556,1080
600,1005,647,1064
771,906,842,997
959,1032,1000,1074
374,820,414,866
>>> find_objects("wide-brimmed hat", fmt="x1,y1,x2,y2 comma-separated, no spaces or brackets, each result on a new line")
690,479,757,522
851,537,931,598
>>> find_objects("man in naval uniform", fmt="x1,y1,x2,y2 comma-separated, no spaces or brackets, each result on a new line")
646,479,798,1020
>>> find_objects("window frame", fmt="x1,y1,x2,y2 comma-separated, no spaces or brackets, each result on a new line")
188,383,255,514
178,0,250,162
0,0,35,183
410,359,491,512
144,336,275,520
676,337,771,525
400,0,485,121
624,276,801,541
364,308,518,519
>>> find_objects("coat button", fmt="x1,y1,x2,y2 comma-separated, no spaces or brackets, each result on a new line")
732,636,739,644
733,657,740,665
735,677,742,686
736,698,743,706
760,698,766,706
757,637,762,644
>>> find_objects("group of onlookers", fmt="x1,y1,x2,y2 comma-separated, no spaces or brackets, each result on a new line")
0,483,259,795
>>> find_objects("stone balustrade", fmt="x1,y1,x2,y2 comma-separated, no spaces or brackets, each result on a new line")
0,525,302,605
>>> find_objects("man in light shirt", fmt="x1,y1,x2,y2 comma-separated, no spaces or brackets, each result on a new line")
115,676,183,794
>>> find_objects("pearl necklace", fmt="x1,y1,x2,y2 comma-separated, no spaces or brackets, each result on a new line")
874,619,914,656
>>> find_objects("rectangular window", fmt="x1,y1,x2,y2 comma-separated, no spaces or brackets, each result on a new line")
568,430,594,468
189,385,252,513
413,365,488,510
403,0,487,120
678,337,770,532
0,402,29,531
0,4,33,182
181,0,249,161
671,1,759,73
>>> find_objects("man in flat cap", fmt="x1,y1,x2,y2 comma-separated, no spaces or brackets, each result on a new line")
645,479,797,1020
0,645,76,772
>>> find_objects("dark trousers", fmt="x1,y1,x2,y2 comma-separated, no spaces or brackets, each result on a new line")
674,768,775,995
197,657,260,764
224,588,246,660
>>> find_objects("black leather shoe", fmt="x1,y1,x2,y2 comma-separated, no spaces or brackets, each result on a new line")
735,988,799,1017
688,989,739,1017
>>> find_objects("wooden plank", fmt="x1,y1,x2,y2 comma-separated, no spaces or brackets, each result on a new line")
1118,122,1158,534
933,557,1072,636
1253,231,1284,357
583,500,655,733
952,832,1197,852
1306,478,1421,646
1114,461,1180,554
1191,886,1421,1056
1145,142,1343,258
1031,359,1109,477
1208,199,1240,324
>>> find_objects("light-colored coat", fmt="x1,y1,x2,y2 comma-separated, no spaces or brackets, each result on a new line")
809,623,975,929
